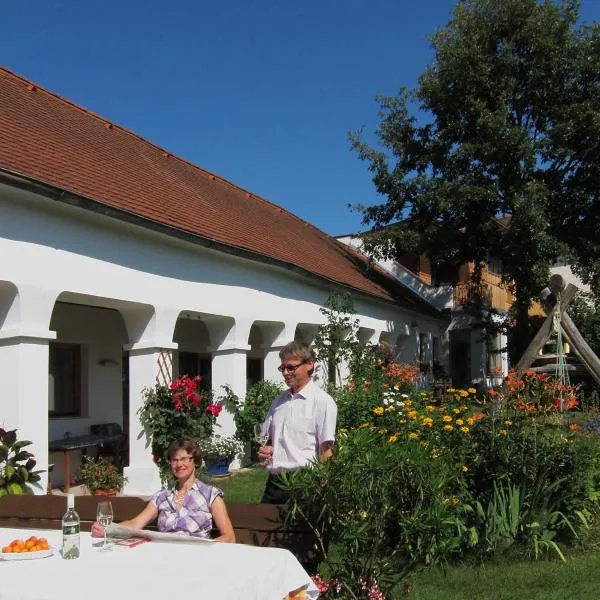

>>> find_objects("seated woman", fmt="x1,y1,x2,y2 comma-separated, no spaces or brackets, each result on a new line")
91,438,235,543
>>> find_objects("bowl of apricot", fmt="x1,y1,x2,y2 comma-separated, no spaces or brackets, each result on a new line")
1,536,54,560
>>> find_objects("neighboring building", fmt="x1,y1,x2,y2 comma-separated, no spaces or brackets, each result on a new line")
337,236,512,390
0,67,449,494
339,230,591,391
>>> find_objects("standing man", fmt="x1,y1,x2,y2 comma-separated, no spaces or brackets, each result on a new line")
258,341,338,504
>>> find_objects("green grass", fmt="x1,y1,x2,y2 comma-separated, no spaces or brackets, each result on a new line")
203,466,267,503
407,552,600,599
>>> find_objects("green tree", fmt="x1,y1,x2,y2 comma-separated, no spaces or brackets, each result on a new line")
313,291,360,384
351,0,600,363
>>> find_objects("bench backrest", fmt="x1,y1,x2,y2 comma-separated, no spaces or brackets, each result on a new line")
0,496,318,566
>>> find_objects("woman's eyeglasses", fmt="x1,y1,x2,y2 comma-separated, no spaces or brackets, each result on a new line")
277,361,307,373
169,456,194,465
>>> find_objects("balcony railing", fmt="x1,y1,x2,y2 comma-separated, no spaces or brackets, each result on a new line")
453,282,513,311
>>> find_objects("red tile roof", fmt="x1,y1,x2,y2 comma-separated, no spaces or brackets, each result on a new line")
0,66,438,313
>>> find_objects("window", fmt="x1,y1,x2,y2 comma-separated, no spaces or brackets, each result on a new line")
247,358,262,387
178,351,211,390
49,342,82,417
487,256,503,276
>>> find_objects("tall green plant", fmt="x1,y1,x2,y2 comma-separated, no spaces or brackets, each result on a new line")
313,291,360,384
0,428,43,496
219,381,282,460
282,429,463,597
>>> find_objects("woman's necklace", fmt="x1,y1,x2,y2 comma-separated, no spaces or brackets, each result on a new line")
174,483,192,509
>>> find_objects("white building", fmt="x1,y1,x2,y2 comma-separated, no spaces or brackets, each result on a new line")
0,67,449,495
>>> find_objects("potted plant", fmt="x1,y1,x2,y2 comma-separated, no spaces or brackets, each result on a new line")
80,456,127,495
199,435,244,477
0,428,43,496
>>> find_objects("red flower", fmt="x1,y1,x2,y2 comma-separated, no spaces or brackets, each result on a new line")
206,403,222,417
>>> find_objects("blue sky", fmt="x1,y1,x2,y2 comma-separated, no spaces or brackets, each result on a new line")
2,1,599,236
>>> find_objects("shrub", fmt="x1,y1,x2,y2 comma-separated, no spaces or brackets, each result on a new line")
0,428,43,496
219,381,282,460
282,429,464,598
138,374,223,483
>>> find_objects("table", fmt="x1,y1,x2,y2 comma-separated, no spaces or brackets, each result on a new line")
48,434,124,492
0,527,319,600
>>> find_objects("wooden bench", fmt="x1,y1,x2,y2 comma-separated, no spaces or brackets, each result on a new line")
0,496,319,567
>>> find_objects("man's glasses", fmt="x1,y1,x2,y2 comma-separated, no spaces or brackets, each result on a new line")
277,361,307,373
169,456,194,465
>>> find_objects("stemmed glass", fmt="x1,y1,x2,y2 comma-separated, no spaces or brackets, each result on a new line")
96,501,113,551
253,424,269,465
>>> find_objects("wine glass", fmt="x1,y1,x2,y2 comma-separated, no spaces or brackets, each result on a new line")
253,424,268,447
96,501,113,551
253,424,270,465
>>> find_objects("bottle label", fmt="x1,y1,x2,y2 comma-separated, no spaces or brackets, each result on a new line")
63,524,80,535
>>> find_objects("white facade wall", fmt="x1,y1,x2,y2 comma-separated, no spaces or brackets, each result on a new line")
0,183,448,495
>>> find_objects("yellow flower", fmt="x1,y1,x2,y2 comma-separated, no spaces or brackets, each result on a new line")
379,428,388,434
388,434,399,444
447,388,455,393
421,417,434,427
399,419,407,424
358,423,369,429
442,415,453,423
467,417,475,426
504,420,513,426
443,424,454,431
460,390,469,398
408,432,419,440
468,388,477,394
453,408,461,414
499,429,508,436
339,427,348,433
373,407,384,415
425,405,436,413
451,497,460,507
408,410,418,420
385,406,396,412
455,419,464,426
460,426,470,433
462,465,469,472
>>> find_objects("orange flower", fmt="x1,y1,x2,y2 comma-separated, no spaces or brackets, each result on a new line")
569,423,581,431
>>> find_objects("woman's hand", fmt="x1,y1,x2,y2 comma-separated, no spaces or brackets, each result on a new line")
91,521,104,537
257,444,273,466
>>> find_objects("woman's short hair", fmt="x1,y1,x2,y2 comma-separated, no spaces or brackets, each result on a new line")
166,438,202,465
279,341,316,363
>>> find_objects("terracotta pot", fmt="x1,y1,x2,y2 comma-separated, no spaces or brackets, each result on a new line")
93,489,118,496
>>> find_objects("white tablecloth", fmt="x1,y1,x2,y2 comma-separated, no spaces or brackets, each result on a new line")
0,528,319,600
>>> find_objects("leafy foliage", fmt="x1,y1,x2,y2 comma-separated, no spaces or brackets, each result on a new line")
219,381,282,461
351,0,600,361
79,456,127,493
138,374,222,483
313,291,360,384
0,428,43,496
283,429,464,599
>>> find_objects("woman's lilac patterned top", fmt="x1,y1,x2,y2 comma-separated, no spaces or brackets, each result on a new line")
150,479,223,538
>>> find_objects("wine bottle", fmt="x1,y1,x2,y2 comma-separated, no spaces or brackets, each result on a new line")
61,493,80,559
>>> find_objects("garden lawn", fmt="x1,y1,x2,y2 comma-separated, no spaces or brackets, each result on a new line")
204,466,267,503
409,551,600,600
